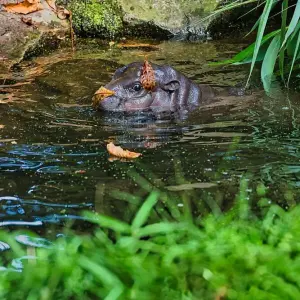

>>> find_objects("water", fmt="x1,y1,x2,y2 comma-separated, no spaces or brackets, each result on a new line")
1,39,300,233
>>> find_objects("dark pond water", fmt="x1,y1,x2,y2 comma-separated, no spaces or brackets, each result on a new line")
1,39,300,234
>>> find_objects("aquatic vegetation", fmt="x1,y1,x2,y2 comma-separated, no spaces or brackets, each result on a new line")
1,187,300,299
207,0,300,92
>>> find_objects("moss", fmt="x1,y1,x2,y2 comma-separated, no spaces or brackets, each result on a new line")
66,0,123,38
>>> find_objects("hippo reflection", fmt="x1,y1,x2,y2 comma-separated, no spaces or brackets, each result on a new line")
93,61,214,116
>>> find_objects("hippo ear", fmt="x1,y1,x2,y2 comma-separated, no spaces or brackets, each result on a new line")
112,65,128,80
162,80,180,92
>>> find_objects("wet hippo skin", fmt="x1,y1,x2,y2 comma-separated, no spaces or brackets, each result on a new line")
93,61,215,117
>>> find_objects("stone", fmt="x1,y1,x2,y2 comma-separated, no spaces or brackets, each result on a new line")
0,0,69,76
63,0,123,38
117,0,219,40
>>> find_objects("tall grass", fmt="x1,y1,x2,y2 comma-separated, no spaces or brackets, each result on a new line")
1,186,300,299
208,0,300,93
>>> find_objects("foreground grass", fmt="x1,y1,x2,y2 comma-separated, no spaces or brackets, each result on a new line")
1,191,300,299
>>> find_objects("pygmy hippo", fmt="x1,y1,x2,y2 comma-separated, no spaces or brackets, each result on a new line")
92,61,215,115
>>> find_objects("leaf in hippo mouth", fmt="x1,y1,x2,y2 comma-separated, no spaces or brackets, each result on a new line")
92,86,115,108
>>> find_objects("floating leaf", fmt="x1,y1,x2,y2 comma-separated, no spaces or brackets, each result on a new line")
107,142,141,159
3,0,43,14
140,59,156,91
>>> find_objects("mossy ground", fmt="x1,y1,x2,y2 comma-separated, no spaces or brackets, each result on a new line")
65,0,123,38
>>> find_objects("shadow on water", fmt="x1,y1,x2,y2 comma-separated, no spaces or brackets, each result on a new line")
1,39,300,234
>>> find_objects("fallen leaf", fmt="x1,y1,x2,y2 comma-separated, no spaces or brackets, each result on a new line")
75,170,86,174
117,42,159,50
141,59,156,91
107,142,141,159
166,182,217,191
0,125,4,129
3,0,43,14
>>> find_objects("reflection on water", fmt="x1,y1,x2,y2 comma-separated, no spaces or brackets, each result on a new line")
1,39,300,233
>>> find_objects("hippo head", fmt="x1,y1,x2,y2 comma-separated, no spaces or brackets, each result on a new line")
93,61,209,114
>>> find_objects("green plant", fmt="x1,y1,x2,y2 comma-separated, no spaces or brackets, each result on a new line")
2,187,300,299
208,0,300,92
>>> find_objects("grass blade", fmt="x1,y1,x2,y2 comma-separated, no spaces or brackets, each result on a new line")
281,0,300,48
288,30,300,84
246,0,275,87
279,0,288,82
131,191,160,230
209,29,280,66
135,222,184,237
84,212,131,233
79,256,124,300
261,35,281,92
200,0,259,23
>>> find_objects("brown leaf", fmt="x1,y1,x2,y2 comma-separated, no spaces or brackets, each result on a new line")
117,42,159,50
3,0,43,14
107,142,141,159
92,86,115,108
140,59,156,91
0,125,4,129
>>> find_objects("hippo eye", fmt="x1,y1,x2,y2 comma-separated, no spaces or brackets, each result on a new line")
132,83,142,92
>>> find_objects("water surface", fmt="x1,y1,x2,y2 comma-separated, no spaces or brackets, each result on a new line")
1,39,300,233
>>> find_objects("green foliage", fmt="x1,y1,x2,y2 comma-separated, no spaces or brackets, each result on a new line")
2,191,300,299
209,0,300,92
67,0,123,38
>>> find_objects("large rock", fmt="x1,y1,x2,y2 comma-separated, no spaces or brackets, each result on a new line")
64,0,123,38
118,0,219,39
0,1,69,76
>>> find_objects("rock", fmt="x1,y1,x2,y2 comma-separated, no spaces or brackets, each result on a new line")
63,0,123,38
61,0,218,40
0,0,69,76
117,0,218,40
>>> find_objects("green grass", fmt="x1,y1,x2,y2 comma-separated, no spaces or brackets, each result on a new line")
1,186,300,299
207,0,300,93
